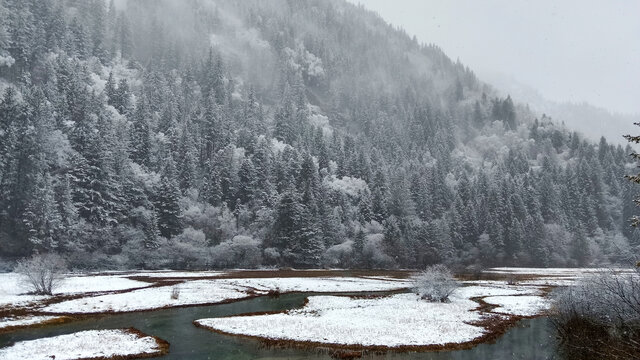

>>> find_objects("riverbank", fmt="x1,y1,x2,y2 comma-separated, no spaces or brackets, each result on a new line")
0,268,616,359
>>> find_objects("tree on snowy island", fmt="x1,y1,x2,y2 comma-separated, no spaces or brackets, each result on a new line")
414,265,459,302
15,253,67,295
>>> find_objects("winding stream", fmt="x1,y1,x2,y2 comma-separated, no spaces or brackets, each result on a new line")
0,293,559,359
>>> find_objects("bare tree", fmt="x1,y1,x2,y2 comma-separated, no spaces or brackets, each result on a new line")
15,253,67,295
414,265,459,302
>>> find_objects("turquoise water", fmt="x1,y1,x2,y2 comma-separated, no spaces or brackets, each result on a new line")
0,293,559,359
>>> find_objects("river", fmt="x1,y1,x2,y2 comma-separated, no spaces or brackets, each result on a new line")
0,292,559,359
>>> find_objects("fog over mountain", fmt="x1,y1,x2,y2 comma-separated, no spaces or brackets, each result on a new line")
350,0,640,140
0,0,637,272
484,72,640,146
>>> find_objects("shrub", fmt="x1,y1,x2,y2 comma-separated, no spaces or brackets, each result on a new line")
15,253,67,295
553,269,640,329
414,265,459,302
552,268,640,358
322,240,353,268
170,286,180,300
211,235,262,269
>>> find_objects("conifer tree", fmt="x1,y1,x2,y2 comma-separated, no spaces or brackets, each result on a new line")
154,155,182,238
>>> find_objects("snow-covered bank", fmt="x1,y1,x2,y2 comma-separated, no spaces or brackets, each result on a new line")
221,276,411,293
195,284,550,349
40,276,412,314
0,273,150,309
55,275,149,294
483,267,637,287
124,270,226,278
487,267,612,276
456,284,541,298
484,295,551,317
0,328,168,360
0,315,68,332
196,292,486,348
41,280,250,314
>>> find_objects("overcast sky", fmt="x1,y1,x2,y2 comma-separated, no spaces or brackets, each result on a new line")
348,0,640,115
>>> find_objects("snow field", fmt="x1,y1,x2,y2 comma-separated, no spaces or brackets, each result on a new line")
0,273,149,309
197,292,486,347
0,329,166,360
0,315,65,331
484,295,552,317
195,284,551,348
40,276,413,314
122,270,226,278
220,276,412,293
41,280,250,313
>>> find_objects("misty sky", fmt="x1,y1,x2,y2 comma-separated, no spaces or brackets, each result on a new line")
349,0,640,115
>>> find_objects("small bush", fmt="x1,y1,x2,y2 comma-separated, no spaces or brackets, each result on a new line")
414,265,459,302
553,269,640,328
267,287,281,298
170,286,180,300
211,235,262,269
15,253,67,295
552,268,640,359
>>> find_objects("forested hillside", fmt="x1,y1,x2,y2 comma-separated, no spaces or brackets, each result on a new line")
0,0,637,270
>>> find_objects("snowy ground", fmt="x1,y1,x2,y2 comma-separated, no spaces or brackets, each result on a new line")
221,276,411,293
41,280,250,314
456,284,542,298
0,268,593,352
55,275,149,294
195,283,550,348
123,270,226,278
483,267,636,287
0,273,150,309
0,329,166,360
0,315,66,331
39,276,412,314
484,295,551,317
486,267,612,276
197,292,486,347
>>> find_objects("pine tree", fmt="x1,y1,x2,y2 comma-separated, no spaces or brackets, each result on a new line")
89,0,108,61
271,190,303,253
176,123,197,192
571,228,591,266
274,92,296,145
0,87,50,255
130,95,152,167
142,210,161,249
237,157,256,205
105,72,117,108
114,78,131,115
5,0,35,73
69,17,89,59
383,215,408,266
22,173,63,251
201,159,223,207
117,13,133,58
154,155,182,238
252,137,274,205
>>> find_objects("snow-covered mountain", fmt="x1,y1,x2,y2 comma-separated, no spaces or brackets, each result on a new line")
0,0,636,269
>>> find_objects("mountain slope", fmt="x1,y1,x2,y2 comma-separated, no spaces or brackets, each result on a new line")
0,0,636,270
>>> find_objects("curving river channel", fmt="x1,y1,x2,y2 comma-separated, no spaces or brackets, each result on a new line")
0,292,560,360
